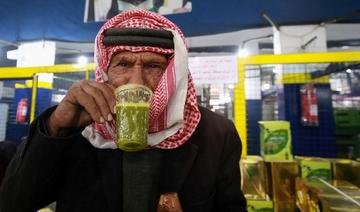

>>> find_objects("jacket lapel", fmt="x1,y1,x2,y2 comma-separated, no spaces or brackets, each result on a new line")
95,138,199,211
159,138,199,193
96,149,123,212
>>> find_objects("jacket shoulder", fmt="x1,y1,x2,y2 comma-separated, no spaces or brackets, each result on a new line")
198,106,234,129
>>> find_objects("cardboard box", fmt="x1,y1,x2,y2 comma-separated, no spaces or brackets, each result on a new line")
296,177,360,212
300,158,332,181
270,162,299,203
320,195,360,212
274,201,298,212
247,199,274,212
240,156,268,200
259,121,293,162
330,180,359,190
295,177,320,212
331,159,360,188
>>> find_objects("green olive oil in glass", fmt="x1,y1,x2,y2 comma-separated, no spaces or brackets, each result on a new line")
114,84,153,152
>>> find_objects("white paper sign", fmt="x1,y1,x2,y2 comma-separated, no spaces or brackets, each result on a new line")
189,55,238,85
16,41,56,68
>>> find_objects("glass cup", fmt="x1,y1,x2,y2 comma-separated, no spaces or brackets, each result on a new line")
114,84,153,152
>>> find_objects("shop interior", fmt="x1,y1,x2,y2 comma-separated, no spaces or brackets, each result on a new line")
1,0,360,211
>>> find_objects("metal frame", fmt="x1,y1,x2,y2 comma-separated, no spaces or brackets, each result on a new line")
30,75,38,123
235,51,360,157
0,64,95,79
1,51,360,155
0,64,95,124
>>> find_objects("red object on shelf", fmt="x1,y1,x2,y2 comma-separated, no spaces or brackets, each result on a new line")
16,98,28,123
300,84,319,126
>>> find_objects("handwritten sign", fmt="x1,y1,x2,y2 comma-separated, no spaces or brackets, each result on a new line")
189,55,238,85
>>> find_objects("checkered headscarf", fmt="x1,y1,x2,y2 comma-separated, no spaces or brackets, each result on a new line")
82,9,201,149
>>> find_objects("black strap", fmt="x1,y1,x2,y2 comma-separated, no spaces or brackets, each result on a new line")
103,35,174,49
103,28,174,48
104,28,173,39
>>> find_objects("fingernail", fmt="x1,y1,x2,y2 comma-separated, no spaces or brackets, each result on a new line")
99,116,105,123
107,113,113,121
113,106,116,114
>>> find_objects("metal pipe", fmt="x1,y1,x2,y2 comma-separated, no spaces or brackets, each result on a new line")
30,74,38,123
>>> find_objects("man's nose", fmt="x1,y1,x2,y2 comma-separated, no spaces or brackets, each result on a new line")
128,66,145,85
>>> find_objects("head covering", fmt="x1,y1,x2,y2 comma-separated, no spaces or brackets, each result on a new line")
82,9,201,149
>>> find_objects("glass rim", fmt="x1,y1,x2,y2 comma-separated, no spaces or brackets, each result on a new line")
114,83,153,95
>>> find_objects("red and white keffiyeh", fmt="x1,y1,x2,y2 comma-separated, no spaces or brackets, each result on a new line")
82,9,201,149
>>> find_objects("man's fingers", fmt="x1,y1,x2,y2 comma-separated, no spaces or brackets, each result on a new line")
75,87,104,124
78,110,93,127
80,82,113,121
63,80,115,126
89,81,116,114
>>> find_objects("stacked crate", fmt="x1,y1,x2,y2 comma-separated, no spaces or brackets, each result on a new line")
333,109,360,158
240,156,274,212
259,121,297,211
295,157,360,211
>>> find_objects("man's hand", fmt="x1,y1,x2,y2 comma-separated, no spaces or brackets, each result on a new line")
47,80,116,136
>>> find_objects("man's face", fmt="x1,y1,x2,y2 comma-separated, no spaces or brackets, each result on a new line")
107,51,168,91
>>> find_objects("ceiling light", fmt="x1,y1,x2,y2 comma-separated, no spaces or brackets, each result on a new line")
261,83,271,91
7,49,18,60
238,48,249,58
77,56,88,66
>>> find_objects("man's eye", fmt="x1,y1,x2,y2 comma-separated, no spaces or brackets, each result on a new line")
147,63,163,69
116,62,129,67
149,64,159,68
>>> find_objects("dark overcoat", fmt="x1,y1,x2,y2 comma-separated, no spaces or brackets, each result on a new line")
0,107,246,212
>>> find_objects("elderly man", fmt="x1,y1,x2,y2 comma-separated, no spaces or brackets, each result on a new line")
0,9,246,212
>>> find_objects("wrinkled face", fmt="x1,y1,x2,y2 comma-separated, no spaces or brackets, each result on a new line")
107,51,168,91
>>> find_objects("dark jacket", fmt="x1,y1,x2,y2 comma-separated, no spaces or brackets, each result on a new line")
0,141,17,186
0,106,246,212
